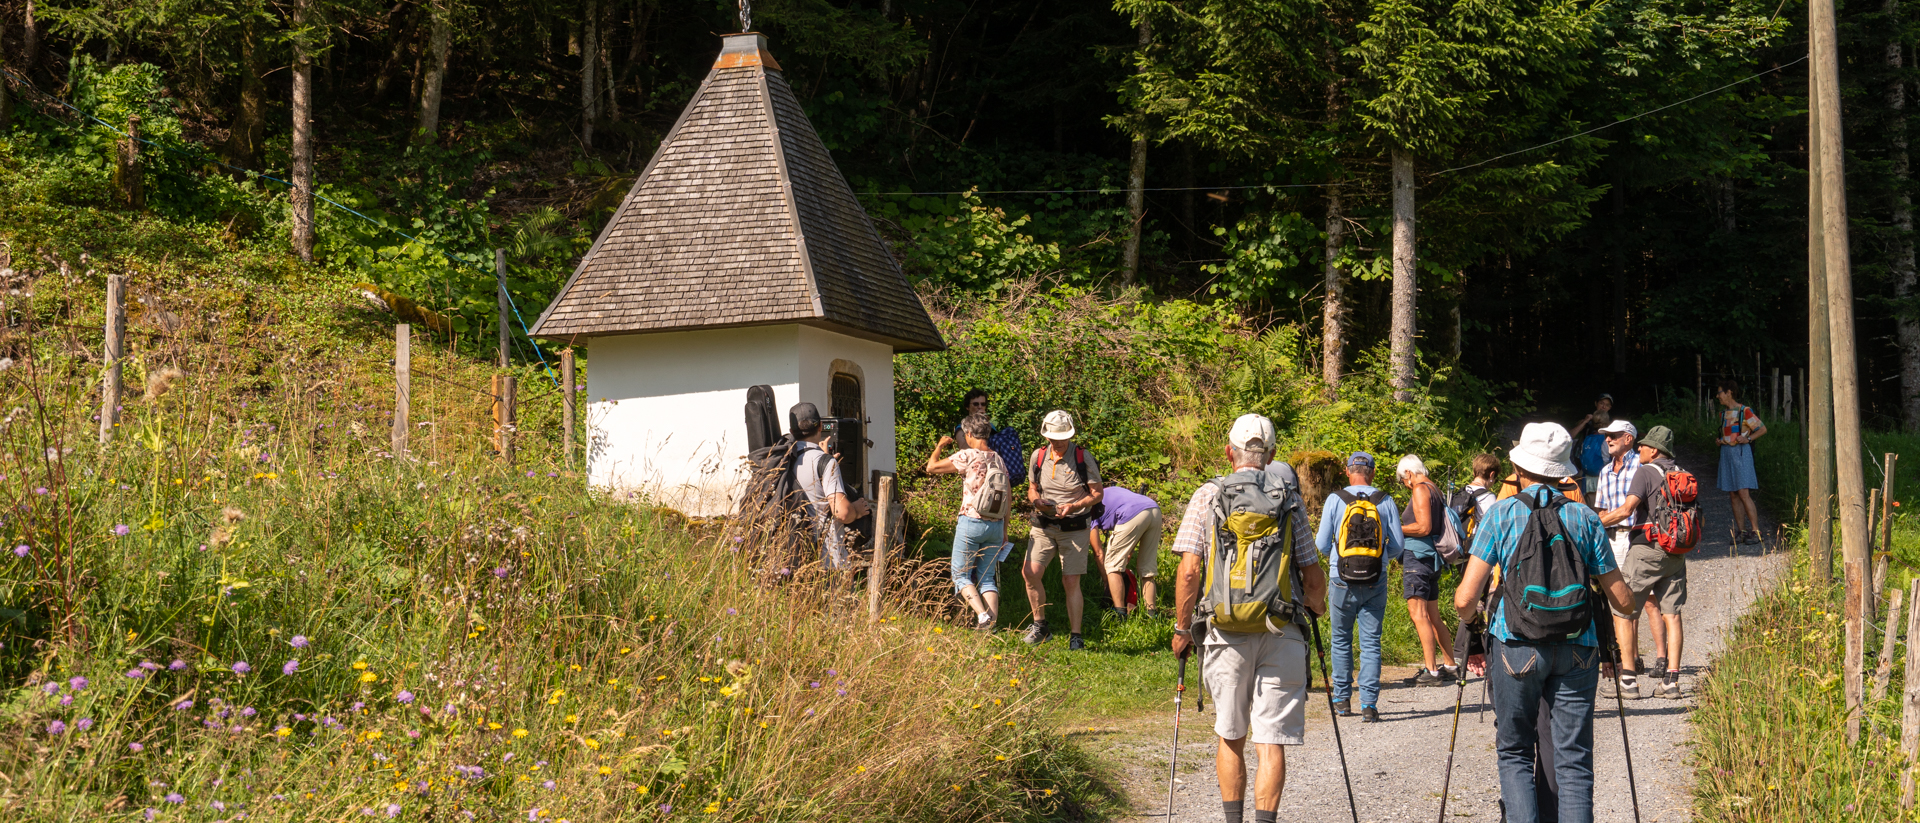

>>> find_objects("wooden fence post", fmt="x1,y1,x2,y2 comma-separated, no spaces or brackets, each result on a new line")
1771,366,1780,418
98,274,124,444
115,115,143,210
1901,579,1920,806
867,475,894,622
561,349,575,468
1875,586,1905,704
1884,454,1899,558
492,374,517,465
392,324,410,456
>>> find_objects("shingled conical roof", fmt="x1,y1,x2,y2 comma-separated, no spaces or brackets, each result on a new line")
530,33,944,352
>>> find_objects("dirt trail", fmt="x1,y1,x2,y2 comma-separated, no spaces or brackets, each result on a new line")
1088,441,1788,822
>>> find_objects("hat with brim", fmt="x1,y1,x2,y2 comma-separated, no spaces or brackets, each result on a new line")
1041,410,1076,441
1510,421,1577,478
1639,425,1676,457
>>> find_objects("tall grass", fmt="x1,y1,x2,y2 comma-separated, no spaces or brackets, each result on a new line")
0,270,1112,822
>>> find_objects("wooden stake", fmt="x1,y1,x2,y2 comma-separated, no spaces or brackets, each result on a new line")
1877,586,1906,704
98,274,124,444
115,115,143,210
495,249,510,369
1903,579,1920,806
561,349,576,468
1772,366,1781,417
392,324,410,456
492,374,517,464
1884,453,1899,559
867,475,894,622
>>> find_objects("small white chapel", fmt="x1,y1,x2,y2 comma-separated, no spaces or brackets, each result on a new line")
530,32,945,517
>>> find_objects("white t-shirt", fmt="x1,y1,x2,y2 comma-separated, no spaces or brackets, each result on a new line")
795,442,849,566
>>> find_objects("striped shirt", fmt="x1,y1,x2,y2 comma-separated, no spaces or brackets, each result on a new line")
1596,451,1640,528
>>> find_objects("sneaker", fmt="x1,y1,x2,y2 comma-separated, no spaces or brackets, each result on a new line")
1409,669,1447,687
1661,671,1681,699
975,613,995,630
1023,622,1050,645
1110,607,1129,621
1618,674,1643,700
1740,530,1762,545
1068,633,1086,651
1653,657,1668,676
1600,676,1618,699
1439,664,1461,682
1332,701,1353,717
1361,706,1380,723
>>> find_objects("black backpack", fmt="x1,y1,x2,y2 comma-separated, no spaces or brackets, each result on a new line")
745,385,781,454
1450,487,1493,541
1497,491,1593,642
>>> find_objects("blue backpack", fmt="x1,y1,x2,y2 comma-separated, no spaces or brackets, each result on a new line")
1576,433,1608,477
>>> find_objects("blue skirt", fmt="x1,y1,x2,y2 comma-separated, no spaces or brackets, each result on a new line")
1719,444,1759,492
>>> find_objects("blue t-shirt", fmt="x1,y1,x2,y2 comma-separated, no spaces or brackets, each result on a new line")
1091,486,1158,531
1314,485,1405,567
1470,483,1616,647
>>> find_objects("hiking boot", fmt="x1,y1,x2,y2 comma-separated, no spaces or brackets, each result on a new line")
1661,671,1681,699
975,613,995,631
1069,633,1086,651
1332,701,1353,717
1599,676,1618,699
1361,706,1380,723
1023,622,1051,646
1409,668,1448,687
1109,607,1129,622
1653,657,1668,676
1740,530,1762,545
1618,674,1644,700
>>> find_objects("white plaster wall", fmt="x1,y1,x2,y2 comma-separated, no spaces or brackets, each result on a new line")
796,325,898,493
585,324,899,516
586,326,800,517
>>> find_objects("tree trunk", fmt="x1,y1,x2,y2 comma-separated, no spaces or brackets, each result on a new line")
227,18,269,171
22,0,40,80
290,0,315,263
1120,19,1150,288
0,14,12,132
1612,176,1628,373
414,2,452,143
616,0,652,115
580,0,598,149
1323,185,1348,392
374,6,413,99
1890,0,1920,430
1390,146,1418,401
600,2,617,121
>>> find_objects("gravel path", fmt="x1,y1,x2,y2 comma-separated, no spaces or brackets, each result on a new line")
1089,442,1789,823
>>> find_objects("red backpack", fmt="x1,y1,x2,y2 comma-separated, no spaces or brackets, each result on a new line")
1635,464,1701,554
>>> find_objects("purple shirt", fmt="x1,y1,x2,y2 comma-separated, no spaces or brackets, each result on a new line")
1091,486,1159,531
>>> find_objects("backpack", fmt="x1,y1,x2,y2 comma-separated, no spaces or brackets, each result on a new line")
1451,487,1493,541
990,427,1027,484
1435,499,1469,566
1635,463,1702,554
744,385,781,454
1576,433,1608,477
965,455,1013,522
1031,446,1104,528
1497,492,1593,643
1333,489,1390,585
1201,467,1302,633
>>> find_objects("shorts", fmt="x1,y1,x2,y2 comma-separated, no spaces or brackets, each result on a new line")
1624,543,1687,614
1028,526,1092,576
1402,552,1442,602
1102,508,1163,577
1202,625,1310,745
1607,528,1633,569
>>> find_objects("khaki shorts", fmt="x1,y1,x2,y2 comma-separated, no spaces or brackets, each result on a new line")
1029,526,1092,576
1202,625,1309,745
1102,508,1163,577
1624,543,1687,614
1607,528,1633,569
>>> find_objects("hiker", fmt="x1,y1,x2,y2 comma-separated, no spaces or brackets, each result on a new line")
1613,424,1690,699
925,413,1012,630
1314,451,1404,722
1170,414,1326,823
1453,453,1502,530
792,402,872,569
1568,394,1614,495
1089,485,1162,619
1715,379,1767,544
1455,421,1636,823
1593,419,1645,696
1023,410,1104,649
1396,454,1456,687
955,389,1028,490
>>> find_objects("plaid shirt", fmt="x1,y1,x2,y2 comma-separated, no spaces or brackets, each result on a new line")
1596,450,1641,528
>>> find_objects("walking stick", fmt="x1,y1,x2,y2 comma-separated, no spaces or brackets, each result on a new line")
1306,612,1361,823
1166,646,1188,821
1437,617,1477,823
1594,594,1644,823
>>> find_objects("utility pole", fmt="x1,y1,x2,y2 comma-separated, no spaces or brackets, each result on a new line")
1810,76,1834,585
1813,0,1872,744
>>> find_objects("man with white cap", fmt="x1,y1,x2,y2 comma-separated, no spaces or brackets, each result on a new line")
1592,418,1643,698
1023,410,1104,649
1171,414,1325,823
1455,422,1636,823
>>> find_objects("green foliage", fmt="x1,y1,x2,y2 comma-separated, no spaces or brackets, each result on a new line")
1206,209,1322,303
874,191,1063,291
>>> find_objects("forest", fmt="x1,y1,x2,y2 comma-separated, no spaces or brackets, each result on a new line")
0,0,1907,421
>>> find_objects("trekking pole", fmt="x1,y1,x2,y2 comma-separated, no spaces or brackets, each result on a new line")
1166,649,1189,821
1595,599,1644,823
1306,613,1361,823
1437,617,1477,823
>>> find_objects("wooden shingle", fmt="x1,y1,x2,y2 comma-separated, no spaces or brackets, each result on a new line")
530,33,945,352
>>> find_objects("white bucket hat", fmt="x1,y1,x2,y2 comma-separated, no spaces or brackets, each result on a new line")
1511,421,1576,478
1041,410,1077,441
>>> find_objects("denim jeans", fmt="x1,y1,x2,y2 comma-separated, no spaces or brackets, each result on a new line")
950,516,1006,595
1488,638,1601,823
1327,578,1388,706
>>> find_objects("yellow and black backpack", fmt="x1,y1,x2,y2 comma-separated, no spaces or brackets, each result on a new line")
1333,489,1390,584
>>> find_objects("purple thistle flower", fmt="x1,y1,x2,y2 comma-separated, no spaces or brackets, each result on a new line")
240,707,256,718
59,694,73,707
387,804,402,818
542,780,556,790
165,793,183,804
659,805,672,814
144,810,156,821
125,669,146,679
129,742,144,752
396,690,414,704
173,700,192,711
809,681,820,689
167,660,186,671
33,487,47,495
290,635,309,649
75,717,93,732
231,661,251,675
68,676,87,691
47,720,66,734
283,659,299,675
12,545,26,558
210,801,226,812
527,809,544,821
836,689,847,696
112,524,130,536
41,682,58,695
492,567,509,579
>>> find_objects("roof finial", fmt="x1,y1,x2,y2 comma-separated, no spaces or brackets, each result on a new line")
739,0,752,32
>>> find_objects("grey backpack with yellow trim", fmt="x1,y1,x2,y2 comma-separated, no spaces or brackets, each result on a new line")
1200,466,1303,634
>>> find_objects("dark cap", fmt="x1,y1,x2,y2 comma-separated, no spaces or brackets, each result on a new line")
789,402,822,438
1346,452,1375,470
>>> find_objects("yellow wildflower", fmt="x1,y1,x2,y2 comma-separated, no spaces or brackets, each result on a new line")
855,766,866,773
487,722,503,731
995,755,1006,761
513,728,529,738
352,661,369,670
366,730,383,741
584,738,600,750
598,766,613,776
619,647,632,655
360,672,378,683
703,802,720,814
637,786,650,796
565,715,579,724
